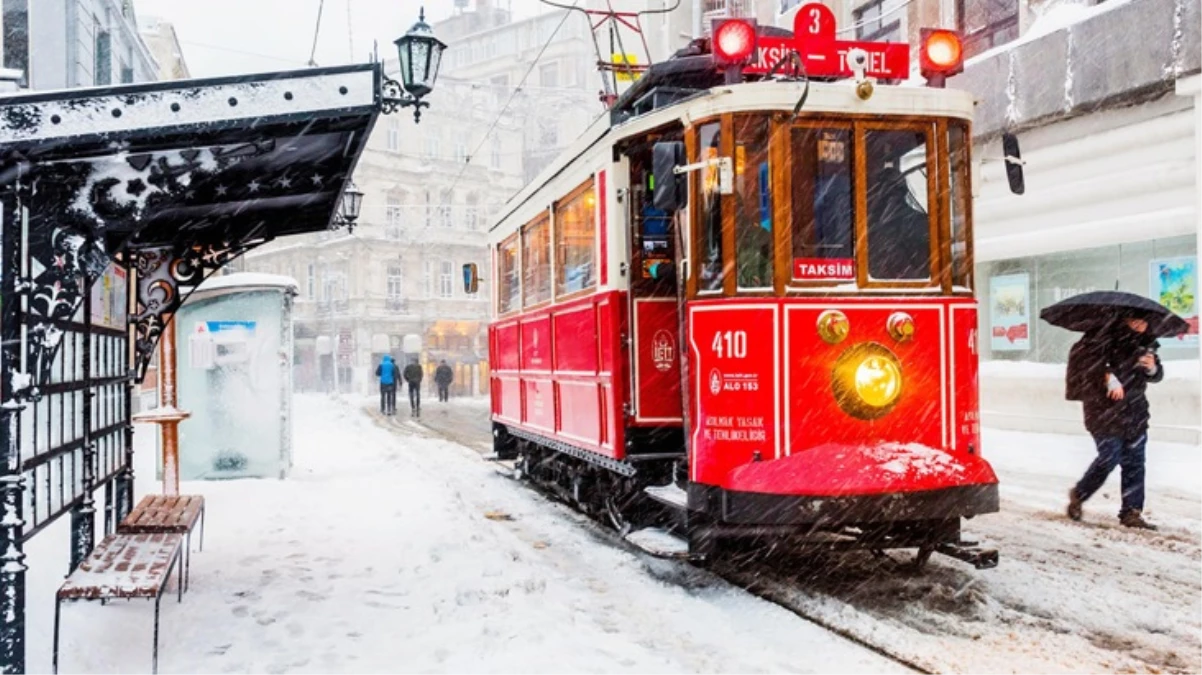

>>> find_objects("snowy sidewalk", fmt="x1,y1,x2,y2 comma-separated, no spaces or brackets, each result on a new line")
31,394,901,674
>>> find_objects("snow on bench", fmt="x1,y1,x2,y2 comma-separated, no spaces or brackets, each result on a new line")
119,494,206,591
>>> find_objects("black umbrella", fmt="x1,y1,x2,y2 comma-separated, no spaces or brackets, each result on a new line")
1039,291,1190,337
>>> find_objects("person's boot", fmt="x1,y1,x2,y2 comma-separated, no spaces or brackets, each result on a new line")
1067,488,1083,521
1119,510,1158,531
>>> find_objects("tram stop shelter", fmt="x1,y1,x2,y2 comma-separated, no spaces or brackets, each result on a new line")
0,64,383,672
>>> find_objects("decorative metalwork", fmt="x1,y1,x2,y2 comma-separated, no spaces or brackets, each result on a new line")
129,240,264,381
380,76,431,122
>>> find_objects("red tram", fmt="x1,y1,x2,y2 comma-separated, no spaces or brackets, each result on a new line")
470,7,1022,568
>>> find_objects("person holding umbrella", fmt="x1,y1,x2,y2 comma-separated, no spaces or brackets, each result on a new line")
1042,291,1189,531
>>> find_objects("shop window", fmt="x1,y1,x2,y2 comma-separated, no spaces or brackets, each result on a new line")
734,116,773,290
523,215,552,306
555,184,597,297
697,122,725,293
957,0,1019,60
497,234,520,314
864,128,932,281
791,126,855,282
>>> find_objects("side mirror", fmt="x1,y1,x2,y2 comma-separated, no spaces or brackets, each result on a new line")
653,141,688,212
1002,132,1025,195
462,263,479,294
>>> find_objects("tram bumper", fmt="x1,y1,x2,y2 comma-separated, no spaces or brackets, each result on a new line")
692,441,999,526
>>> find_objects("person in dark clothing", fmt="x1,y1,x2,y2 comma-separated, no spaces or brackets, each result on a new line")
403,358,424,417
374,355,400,415
1066,318,1164,530
434,360,454,402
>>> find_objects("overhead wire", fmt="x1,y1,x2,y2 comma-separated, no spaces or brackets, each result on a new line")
444,0,582,199
308,0,326,66
834,0,916,35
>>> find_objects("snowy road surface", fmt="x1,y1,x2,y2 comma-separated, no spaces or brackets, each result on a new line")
412,397,1202,674
31,394,902,674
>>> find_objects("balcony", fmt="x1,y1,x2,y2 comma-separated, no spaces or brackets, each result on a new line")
701,0,753,31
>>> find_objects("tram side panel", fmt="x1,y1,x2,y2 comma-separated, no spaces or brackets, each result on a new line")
489,291,627,461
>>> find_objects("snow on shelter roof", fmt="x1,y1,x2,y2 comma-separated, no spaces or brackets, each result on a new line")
0,64,382,253
196,272,299,294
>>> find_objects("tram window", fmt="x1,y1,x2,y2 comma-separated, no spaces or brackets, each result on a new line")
949,123,972,289
555,184,596,297
734,116,773,290
697,122,725,293
791,127,854,281
865,129,933,281
497,234,520,314
522,215,552,306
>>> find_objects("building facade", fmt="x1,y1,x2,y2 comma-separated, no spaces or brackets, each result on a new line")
138,13,189,80
239,74,525,398
0,0,160,90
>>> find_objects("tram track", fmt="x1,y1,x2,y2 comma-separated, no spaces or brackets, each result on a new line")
369,403,936,674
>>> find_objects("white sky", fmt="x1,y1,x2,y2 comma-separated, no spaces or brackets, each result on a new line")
133,0,553,78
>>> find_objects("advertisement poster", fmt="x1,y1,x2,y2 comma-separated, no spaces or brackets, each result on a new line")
990,273,1030,351
1149,256,1199,347
89,264,128,330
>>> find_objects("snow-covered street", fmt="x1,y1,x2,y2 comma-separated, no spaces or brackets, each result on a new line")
30,394,902,674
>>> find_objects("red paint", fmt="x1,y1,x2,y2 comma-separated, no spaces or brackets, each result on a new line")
951,304,981,454
688,305,779,486
991,323,1028,343
490,291,627,460
633,300,683,423
724,441,998,495
598,170,608,286
793,3,836,39
793,257,854,280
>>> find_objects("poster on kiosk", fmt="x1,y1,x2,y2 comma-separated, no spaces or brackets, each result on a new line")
176,273,297,480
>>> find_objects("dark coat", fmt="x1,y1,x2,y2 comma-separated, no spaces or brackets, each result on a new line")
403,363,424,385
1067,325,1164,438
434,364,453,386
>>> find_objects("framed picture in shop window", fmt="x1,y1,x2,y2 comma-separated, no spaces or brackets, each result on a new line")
990,273,1031,352
1149,256,1198,347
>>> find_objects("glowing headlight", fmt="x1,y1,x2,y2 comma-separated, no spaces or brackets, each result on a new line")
854,355,902,408
832,343,904,419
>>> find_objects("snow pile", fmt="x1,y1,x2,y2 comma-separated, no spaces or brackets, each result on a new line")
28,394,901,674
865,443,966,479
196,272,298,293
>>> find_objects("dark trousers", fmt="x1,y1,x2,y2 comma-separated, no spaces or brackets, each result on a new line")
1074,433,1147,516
408,383,421,412
438,383,449,402
379,385,396,414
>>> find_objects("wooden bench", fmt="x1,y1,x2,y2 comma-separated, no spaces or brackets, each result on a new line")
118,495,205,591
53,532,183,674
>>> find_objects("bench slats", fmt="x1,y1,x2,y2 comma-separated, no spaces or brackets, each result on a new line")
120,495,203,533
58,533,182,600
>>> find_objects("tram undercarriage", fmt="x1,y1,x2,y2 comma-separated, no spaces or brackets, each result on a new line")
492,423,999,570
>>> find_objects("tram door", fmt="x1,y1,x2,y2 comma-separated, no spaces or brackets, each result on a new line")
626,144,684,424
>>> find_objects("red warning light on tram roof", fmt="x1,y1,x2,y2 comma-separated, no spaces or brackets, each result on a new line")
738,2,911,80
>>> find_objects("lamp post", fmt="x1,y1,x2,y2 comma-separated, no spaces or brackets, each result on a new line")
382,7,447,123
332,180,364,233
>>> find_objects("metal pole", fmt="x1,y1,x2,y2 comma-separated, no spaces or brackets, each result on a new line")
70,263,97,571
158,319,180,496
117,263,136,522
0,168,28,674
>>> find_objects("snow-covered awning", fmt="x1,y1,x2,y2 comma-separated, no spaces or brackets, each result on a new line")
0,64,384,385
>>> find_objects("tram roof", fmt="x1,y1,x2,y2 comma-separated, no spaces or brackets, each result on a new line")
491,78,974,235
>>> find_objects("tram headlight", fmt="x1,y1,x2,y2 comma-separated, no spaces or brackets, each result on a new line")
832,343,903,419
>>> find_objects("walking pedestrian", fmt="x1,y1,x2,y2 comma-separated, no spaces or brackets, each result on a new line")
403,358,424,418
1065,318,1164,530
435,360,454,403
374,355,400,416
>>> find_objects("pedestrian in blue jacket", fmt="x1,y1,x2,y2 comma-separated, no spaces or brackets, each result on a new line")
375,355,401,416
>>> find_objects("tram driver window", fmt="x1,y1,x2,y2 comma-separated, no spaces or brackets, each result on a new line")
697,122,725,292
865,129,933,281
555,184,597,297
735,116,773,290
791,127,854,282
497,234,520,314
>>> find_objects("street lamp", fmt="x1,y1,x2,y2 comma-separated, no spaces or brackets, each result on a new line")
332,180,364,233
383,7,447,123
